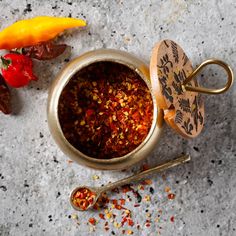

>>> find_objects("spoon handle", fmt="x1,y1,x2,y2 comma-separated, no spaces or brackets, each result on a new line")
99,154,190,193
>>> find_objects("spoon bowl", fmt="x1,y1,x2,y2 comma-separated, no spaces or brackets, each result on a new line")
70,154,191,211
70,186,101,211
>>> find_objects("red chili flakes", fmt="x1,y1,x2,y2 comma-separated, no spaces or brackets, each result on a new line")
121,210,132,227
99,213,105,220
120,199,126,205
138,185,145,191
104,221,109,231
71,187,96,210
144,213,152,228
122,184,133,193
88,217,97,225
168,193,176,200
170,216,175,222
58,61,153,159
128,219,134,226
121,217,127,226
145,223,151,227
115,204,126,210
112,199,118,205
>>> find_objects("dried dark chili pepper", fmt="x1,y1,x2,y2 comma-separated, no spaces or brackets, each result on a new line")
22,41,67,60
0,74,11,114
58,61,153,159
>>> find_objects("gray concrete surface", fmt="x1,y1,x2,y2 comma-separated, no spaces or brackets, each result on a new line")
0,0,235,235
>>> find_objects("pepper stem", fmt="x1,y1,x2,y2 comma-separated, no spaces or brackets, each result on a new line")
0,56,11,69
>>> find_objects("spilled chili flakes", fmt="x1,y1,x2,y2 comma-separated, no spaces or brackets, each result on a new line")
114,221,121,228
112,199,118,205
88,217,97,225
104,221,109,231
127,230,134,235
115,204,126,210
138,184,145,190
70,175,178,235
149,187,154,194
168,193,176,200
128,218,134,226
143,195,151,202
122,184,133,193
120,199,126,205
165,186,171,193
99,213,105,220
58,61,153,159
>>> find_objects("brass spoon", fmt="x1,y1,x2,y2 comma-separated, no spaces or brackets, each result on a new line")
70,154,191,211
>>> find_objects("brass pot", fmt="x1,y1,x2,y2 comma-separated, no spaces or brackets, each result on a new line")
47,49,163,170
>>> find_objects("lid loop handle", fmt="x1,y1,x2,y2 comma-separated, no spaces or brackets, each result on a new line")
182,59,234,94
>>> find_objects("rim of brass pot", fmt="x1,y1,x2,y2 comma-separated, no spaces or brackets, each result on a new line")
47,49,163,170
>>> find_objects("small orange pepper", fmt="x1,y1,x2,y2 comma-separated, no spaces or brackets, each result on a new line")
0,16,86,50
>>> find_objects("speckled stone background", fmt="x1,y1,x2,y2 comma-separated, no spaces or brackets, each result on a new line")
0,0,235,236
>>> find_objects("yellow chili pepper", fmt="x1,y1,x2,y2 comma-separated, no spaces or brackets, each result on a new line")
0,16,86,50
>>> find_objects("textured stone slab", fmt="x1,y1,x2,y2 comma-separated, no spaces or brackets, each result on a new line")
0,0,235,236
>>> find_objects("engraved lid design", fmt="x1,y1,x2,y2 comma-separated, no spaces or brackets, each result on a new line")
150,40,204,138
